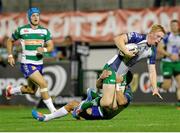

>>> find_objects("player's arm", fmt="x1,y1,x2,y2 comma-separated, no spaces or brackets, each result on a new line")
6,38,15,67
157,42,179,61
37,29,54,53
7,27,20,67
148,64,163,99
96,70,111,89
157,43,171,57
114,33,136,57
147,46,163,100
37,40,54,53
45,40,54,52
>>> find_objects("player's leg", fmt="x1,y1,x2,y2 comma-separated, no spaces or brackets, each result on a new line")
116,89,127,106
29,70,56,113
158,61,172,90
111,92,118,110
100,65,116,109
76,97,101,113
72,89,102,119
86,87,101,101
123,85,133,107
175,74,180,106
32,100,80,121
116,71,133,106
160,78,172,90
174,62,180,106
5,64,39,99
5,76,38,99
21,79,38,94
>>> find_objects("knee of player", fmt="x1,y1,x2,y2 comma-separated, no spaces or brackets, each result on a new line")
117,98,128,106
162,83,171,90
100,99,113,108
39,82,48,88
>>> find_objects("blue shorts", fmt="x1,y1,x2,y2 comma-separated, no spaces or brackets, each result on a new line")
20,63,43,78
91,106,103,118
78,106,103,120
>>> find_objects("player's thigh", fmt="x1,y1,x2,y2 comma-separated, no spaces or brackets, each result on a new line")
175,74,180,88
173,61,180,84
160,61,173,77
112,91,118,110
101,64,116,104
101,84,115,103
27,78,39,90
28,70,47,88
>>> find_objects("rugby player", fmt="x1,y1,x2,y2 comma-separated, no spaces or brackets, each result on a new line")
100,24,165,109
6,7,56,113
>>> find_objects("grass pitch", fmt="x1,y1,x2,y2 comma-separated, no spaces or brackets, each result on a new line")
0,104,180,132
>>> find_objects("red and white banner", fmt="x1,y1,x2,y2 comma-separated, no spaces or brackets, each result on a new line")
0,6,179,44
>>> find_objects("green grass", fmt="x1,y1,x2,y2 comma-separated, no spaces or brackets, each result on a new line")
0,104,180,132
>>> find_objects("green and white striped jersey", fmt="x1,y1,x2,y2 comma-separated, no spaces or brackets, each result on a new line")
12,24,52,65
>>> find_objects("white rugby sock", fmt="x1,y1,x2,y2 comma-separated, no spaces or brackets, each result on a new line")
11,86,22,95
43,98,57,113
44,106,68,121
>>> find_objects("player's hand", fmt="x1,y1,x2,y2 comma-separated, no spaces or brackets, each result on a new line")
37,47,44,54
100,70,112,79
169,54,179,61
8,56,15,67
116,75,123,83
152,88,163,100
124,50,136,58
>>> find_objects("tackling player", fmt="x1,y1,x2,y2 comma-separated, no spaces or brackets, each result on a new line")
32,70,133,121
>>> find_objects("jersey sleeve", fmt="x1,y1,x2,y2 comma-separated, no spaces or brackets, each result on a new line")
12,27,21,40
163,32,170,45
45,29,52,42
127,32,146,44
147,46,157,64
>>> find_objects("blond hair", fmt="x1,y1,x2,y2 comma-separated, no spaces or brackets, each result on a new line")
149,24,166,34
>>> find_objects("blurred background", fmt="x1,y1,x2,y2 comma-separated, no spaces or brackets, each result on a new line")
0,0,179,107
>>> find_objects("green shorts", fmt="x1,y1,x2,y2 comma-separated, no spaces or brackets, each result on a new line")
160,61,180,77
102,64,130,85
102,64,116,84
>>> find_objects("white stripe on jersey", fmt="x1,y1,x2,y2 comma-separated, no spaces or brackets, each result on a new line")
23,50,37,56
20,28,47,35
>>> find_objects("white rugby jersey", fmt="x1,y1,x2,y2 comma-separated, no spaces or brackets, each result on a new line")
162,32,180,62
107,32,157,75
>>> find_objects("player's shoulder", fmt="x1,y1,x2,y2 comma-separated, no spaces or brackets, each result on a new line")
38,25,48,30
165,32,171,37
18,24,31,29
127,32,146,43
127,32,146,39
14,24,30,34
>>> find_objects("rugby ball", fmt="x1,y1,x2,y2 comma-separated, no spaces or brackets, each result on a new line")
119,43,138,56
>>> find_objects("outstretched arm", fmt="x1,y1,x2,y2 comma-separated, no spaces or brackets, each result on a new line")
148,64,163,100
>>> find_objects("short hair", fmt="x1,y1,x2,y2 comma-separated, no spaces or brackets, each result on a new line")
170,19,179,24
149,24,166,34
